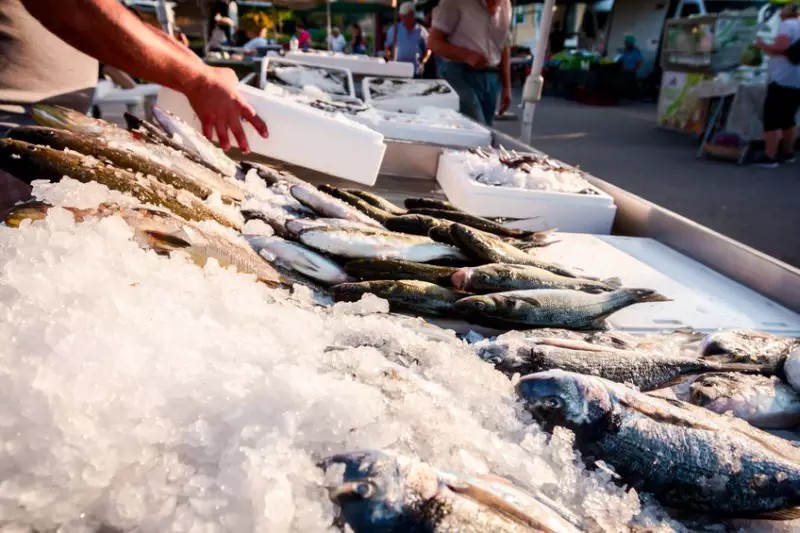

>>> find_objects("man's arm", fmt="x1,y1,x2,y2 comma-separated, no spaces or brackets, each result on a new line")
498,45,511,114
756,34,792,56
21,0,267,152
428,28,487,68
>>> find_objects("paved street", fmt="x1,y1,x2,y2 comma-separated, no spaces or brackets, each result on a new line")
493,96,800,268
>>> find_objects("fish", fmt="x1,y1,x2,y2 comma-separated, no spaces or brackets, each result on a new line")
151,106,239,178
322,450,583,533
318,185,394,224
785,348,800,393
344,259,458,285
516,370,800,519
689,373,800,429
701,330,799,374
408,208,534,239
6,202,285,287
298,227,469,263
247,235,350,285
454,288,671,330
479,338,767,391
331,280,463,317
238,160,309,187
404,197,462,212
343,189,406,216
449,224,578,278
452,264,621,294
0,139,242,230
33,105,245,202
290,184,383,228
284,217,384,237
385,213,456,242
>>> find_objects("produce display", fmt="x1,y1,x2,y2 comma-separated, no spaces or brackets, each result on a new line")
1,107,799,532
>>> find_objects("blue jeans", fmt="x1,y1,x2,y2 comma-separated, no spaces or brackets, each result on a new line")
440,61,500,126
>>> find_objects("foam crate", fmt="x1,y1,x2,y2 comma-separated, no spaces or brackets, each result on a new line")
259,57,356,99
532,234,800,335
352,110,491,148
157,85,386,186
436,151,616,234
362,77,459,113
285,51,413,78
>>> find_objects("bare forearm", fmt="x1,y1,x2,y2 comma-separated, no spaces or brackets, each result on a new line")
500,46,511,89
428,34,472,64
21,0,206,91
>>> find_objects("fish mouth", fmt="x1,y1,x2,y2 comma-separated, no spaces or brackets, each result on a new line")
450,268,472,290
630,288,672,303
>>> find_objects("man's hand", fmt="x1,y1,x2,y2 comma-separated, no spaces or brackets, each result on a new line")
464,50,489,70
182,67,268,153
499,86,512,115
754,38,766,51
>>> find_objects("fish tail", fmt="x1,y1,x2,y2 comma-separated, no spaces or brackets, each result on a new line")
603,277,623,289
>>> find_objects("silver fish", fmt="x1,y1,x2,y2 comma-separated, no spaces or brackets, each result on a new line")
284,217,385,237
331,280,463,317
290,184,383,227
451,263,621,294
247,235,350,285
700,329,799,373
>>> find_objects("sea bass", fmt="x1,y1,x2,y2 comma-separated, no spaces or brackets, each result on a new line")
318,185,395,224
290,184,383,227
454,288,670,330
517,370,800,519
344,189,407,215
322,450,583,533
247,235,350,284
404,197,462,212
344,258,458,285
408,207,534,239
452,263,620,294
331,280,462,317
284,217,384,237
298,227,468,263
701,329,799,374
689,373,800,429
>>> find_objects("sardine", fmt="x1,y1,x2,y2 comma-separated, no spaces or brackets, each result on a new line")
517,370,800,519
318,185,394,224
449,224,577,277
404,197,462,211
452,263,621,294
408,207,533,239
290,184,383,227
0,139,241,229
247,235,350,285
689,373,800,429
323,450,583,533
343,189,406,215
479,339,766,391
331,280,463,317
298,227,468,263
701,330,799,374
344,258,457,285
454,288,670,330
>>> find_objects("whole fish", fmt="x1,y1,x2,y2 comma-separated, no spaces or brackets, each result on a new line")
152,106,239,178
298,227,468,263
385,213,456,242
404,197,462,212
479,338,766,391
344,258,457,285
6,126,217,202
247,235,350,285
409,207,533,239
322,450,583,533
239,160,309,187
331,280,463,317
449,224,577,277
454,288,671,330
689,373,800,429
701,329,799,374
284,217,383,237
0,139,241,230
344,189,406,215
318,185,394,224
517,370,800,519
452,264,621,294
290,184,383,227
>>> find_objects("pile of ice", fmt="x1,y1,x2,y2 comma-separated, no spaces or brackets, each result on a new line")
270,65,349,96
0,177,664,532
356,106,486,132
453,149,596,194
367,78,452,99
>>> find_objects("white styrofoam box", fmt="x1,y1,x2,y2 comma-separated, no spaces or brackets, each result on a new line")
156,85,386,186
436,151,616,234
362,77,459,113
532,233,800,335
259,57,356,98
352,109,491,148
285,51,413,78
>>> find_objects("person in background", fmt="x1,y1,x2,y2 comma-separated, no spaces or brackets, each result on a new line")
208,13,234,51
384,2,430,77
296,21,311,51
240,12,271,54
618,35,643,73
753,3,800,167
227,0,238,41
350,23,366,54
327,26,346,53
421,8,439,79
428,0,512,126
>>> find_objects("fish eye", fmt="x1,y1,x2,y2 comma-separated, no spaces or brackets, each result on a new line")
355,482,375,499
542,397,563,410
472,301,487,312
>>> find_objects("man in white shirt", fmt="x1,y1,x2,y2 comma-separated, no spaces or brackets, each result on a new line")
754,3,800,167
327,27,346,53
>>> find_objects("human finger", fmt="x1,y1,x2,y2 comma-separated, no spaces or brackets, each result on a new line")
202,118,215,142
214,117,230,151
239,101,268,138
229,115,250,153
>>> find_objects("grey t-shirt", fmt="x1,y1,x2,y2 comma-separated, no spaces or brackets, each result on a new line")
769,19,800,89
432,0,511,67
0,0,98,113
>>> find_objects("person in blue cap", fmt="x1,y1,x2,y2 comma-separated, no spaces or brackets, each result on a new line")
618,35,643,74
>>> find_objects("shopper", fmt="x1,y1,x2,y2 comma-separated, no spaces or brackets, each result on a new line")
296,21,311,51
754,3,800,167
384,2,430,77
428,0,512,126
350,23,366,54
240,13,271,54
327,26,346,53
618,35,643,74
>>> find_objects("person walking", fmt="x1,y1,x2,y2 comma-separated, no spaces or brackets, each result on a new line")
350,23,366,54
754,3,800,167
428,0,512,126
384,2,430,77
327,26,346,53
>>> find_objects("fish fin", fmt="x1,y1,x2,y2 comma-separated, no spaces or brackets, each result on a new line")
709,362,772,375
144,230,192,251
445,481,545,528
749,507,800,520
602,277,623,289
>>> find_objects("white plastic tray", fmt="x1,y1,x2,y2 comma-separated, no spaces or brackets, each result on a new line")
532,233,800,335
352,109,491,148
259,57,356,99
436,151,616,234
156,85,386,186
362,77,459,113
285,51,413,78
